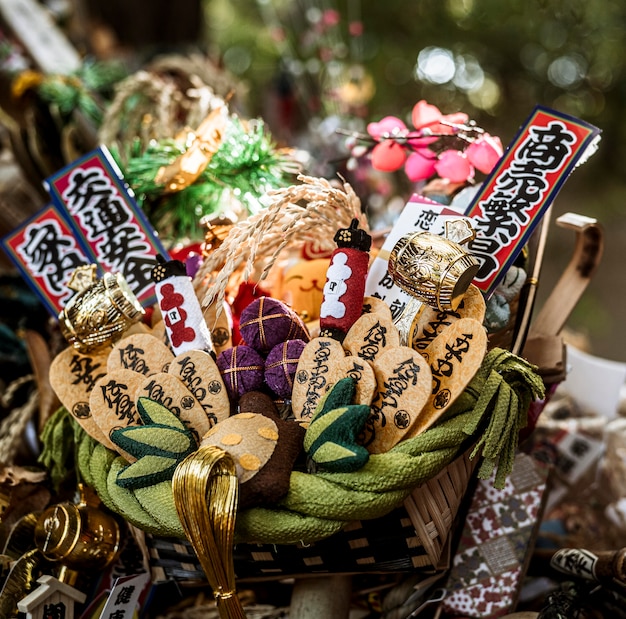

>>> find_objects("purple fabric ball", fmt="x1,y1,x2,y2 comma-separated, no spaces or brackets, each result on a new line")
216,345,265,401
264,339,307,398
239,296,310,354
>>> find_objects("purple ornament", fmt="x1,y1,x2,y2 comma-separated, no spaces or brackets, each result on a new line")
184,252,203,278
239,296,310,354
264,339,307,398
216,345,265,401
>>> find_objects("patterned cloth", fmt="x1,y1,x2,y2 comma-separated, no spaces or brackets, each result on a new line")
442,451,551,618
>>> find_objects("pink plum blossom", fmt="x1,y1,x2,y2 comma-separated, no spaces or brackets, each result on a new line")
434,150,474,184
366,115,407,140
404,150,437,182
466,133,504,174
411,100,469,135
371,140,407,171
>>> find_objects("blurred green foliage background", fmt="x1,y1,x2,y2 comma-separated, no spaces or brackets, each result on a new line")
2,0,624,360
203,0,626,361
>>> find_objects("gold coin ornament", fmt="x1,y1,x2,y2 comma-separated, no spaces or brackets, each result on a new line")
201,413,278,484
49,346,111,444
411,284,486,352
167,349,230,427
412,317,489,437
134,372,213,443
342,311,400,363
107,333,175,376
364,346,433,454
89,369,144,459
291,337,347,421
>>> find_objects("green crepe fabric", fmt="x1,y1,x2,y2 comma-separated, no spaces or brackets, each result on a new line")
39,348,545,545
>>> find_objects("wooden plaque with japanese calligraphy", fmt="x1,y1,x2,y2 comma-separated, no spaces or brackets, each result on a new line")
411,317,488,438
107,333,175,376
292,337,347,422
411,284,486,352
134,372,212,443
363,346,432,454
50,346,111,444
335,354,377,407
343,312,400,363
167,349,230,429
203,301,234,355
89,368,144,459
361,296,394,322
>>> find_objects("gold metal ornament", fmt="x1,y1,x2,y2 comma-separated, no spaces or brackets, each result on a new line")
389,231,479,312
58,270,145,353
387,220,480,346
33,486,121,579
155,102,230,194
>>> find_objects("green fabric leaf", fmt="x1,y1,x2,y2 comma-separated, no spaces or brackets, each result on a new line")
116,454,181,489
109,398,198,491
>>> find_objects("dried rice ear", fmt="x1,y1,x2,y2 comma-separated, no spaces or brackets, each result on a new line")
193,174,368,322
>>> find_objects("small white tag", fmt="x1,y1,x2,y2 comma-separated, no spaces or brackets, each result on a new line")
99,573,150,619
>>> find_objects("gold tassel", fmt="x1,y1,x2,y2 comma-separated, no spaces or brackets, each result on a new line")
172,445,245,619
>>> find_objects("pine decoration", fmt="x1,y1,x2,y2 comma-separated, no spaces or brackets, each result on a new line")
36,59,129,125
120,116,301,241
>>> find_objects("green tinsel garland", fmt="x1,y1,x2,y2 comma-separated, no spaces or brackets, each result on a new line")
119,116,300,241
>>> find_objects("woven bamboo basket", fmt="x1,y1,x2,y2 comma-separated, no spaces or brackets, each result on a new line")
32,175,544,594
131,175,542,582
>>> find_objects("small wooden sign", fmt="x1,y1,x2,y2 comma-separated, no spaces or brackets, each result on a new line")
134,372,212,443
363,346,432,454
335,354,377,407
203,301,233,355
292,337,346,420
107,333,174,376
361,296,394,322
343,312,400,363
411,284,486,352
168,349,230,427
411,318,488,437
89,368,144,458
49,346,111,444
